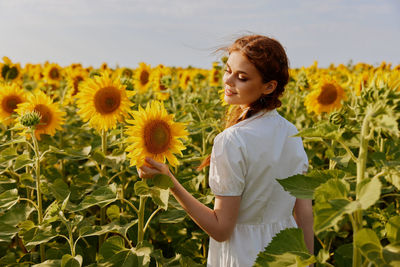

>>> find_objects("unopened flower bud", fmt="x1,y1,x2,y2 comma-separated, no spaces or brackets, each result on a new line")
20,111,41,127
329,111,346,127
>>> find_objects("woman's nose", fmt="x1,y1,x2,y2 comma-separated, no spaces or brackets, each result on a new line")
223,73,234,87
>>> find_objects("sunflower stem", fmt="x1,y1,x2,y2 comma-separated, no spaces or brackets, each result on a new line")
352,110,372,267
99,129,108,248
31,131,45,262
137,196,147,245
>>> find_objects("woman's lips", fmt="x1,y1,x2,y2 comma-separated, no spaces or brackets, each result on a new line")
225,88,236,96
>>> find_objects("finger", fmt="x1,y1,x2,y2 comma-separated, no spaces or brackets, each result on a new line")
138,165,160,178
145,157,164,170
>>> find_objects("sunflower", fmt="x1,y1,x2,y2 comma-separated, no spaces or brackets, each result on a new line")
133,62,152,93
304,77,346,114
15,90,65,140
0,84,27,126
152,65,172,100
76,71,134,132
1,56,22,81
63,68,89,105
43,63,63,85
179,70,193,91
125,101,188,167
209,62,222,87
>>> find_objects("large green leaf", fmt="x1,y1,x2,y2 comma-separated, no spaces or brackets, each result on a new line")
0,203,35,227
0,189,19,210
277,170,345,199
158,209,187,223
134,181,150,196
0,222,19,242
72,184,117,212
386,216,400,243
24,225,59,250
32,259,62,267
358,177,381,209
49,178,70,202
152,174,174,189
294,121,344,140
14,153,33,171
313,179,359,234
150,187,169,210
98,236,152,267
61,254,82,267
253,228,315,267
90,150,119,170
79,220,137,240
354,228,389,266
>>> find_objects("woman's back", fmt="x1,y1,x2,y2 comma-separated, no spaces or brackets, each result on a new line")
207,109,308,266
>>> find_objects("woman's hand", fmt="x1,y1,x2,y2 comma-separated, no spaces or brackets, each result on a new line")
137,157,172,179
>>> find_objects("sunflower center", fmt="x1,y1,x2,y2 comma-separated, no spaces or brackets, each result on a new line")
140,70,149,85
34,104,52,130
94,86,121,114
144,120,172,154
49,68,60,80
2,95,22,114
1,65,19,80
213,71,219,83
72,76,84,96
317,84,338,105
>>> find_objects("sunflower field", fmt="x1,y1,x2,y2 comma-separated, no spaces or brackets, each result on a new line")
0,56,399,266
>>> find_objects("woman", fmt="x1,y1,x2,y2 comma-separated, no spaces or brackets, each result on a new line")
138,35,313,266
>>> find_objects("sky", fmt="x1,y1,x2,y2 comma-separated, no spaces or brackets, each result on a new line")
0,0,399,69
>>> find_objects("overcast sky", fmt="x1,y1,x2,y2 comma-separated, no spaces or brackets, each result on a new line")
0,0,399,69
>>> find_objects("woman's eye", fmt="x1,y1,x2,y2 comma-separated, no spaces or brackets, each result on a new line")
238,76,247,81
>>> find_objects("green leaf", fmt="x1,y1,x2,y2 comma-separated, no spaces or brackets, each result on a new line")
0,222,19,242
49,178,70,202
32,259,62,267
386,216,400,243
107,204,120,220
150,187,169,210
277,170,345,199
334,243,353,267
90,150,119,169
14,153,33,171
99,237,152,267
354,228,389,266
61,254,82,267
383,243,400,265
158,209,187,223
72,184,117,212
358,178,381,210
152,174,174,189
254,228,316,267
0,189,19,210
313,179,359,234
294,122,344,140
79,221,137,240
99,236,125,259
134,181,150,196
0,203,35,227
24,226,58,250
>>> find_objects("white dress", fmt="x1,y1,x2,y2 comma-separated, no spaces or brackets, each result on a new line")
207,109,309,267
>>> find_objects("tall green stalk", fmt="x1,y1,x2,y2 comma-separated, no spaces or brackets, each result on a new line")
137,196,147,244
99,129,107,248
31,132,45,262
352,111,372,267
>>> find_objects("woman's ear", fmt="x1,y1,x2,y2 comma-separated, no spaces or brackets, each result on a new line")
262,80,278,95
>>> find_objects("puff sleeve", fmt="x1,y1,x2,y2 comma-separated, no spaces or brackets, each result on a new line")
208,129,247,196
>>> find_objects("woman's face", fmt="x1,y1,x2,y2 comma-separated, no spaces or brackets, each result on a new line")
223,51,274,108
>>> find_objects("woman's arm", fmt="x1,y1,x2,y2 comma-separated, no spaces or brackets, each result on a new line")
137,157,241,242
293,198,314,254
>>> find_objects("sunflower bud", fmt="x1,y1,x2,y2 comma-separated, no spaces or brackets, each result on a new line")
329,111,346,127
20,111,41,127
